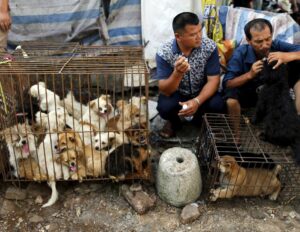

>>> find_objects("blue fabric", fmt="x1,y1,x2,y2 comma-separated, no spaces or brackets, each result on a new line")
155,37,220,97
223,39,300,88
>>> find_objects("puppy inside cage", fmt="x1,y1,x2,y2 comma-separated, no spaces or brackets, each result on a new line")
0,46,152,207
198,113,299,202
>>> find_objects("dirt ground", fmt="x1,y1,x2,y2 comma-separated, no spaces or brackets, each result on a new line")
0,97,300,232
0,180,300,232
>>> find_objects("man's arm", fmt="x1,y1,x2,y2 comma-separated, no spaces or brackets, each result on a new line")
0,0,10,32
226,59,264,88
158,55,190,96
268,51,300,69
178,75,220,117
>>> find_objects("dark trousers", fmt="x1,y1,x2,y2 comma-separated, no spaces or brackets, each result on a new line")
157,91,225,128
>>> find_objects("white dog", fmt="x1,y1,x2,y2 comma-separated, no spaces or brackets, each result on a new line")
94,131,129,153
1,122,37,177
35,106,80,133
63,91,88,120
76,94,114,144
37,133,70,207
29,82,62,112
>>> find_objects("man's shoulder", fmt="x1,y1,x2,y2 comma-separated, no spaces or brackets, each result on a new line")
157,39,174,58
201,37,217,51
231,44,250,57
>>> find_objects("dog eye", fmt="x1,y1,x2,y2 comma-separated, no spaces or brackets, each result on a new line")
135,114,140,117
95,139,98,142
101,142,106,145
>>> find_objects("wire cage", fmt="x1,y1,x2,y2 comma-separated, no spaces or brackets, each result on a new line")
0,44,151,183
197,113,300,202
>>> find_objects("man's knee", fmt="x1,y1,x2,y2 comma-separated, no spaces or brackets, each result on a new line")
207,94,225,113
226,98,241,114
157,94,180,119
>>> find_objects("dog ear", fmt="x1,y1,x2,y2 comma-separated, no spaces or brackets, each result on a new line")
89,100,96,108
116,100,125,110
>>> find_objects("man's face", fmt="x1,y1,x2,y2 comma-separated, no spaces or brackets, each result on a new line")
247,26,272,58
176,23,202,49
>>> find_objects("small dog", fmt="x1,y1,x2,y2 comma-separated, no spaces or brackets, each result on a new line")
56,149,86,182
105,143,150,180
64,93,114,122
18,157,47,181
109,100,141,131
94,131,129,153
35,106,79,133
29,82,62,112
77,94,114,143
129,96,147,123
252,60,300,163
56,130,108,177
37,133,70,207
125,123,148,146
1,122,37,177
210,155,282,201
63,91,88,120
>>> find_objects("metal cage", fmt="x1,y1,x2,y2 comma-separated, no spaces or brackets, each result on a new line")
0,44,151,182
197,113,300,202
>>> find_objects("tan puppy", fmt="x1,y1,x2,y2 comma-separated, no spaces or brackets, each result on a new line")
18,157,47,181
56,130,108,177
115,100,141,131
56,149,86,182
210,155,282,201
56,129,84,153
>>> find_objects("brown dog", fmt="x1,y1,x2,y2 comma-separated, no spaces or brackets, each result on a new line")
56,149,87,182
210,155,282,201
18,157,47,181
56,130,108,177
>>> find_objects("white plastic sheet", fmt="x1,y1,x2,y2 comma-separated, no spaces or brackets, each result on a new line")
142,0,202,68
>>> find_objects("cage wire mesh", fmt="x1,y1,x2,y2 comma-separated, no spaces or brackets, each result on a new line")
197,113,300,201
0,44,151,183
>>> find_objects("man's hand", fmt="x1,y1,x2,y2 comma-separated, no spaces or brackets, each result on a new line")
0,9,11,32
178,99,199,117
174,55,190,75
249,59,264,79
267,52,289,69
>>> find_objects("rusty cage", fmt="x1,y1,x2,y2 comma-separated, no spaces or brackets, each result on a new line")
197,113,300,202
0,43,151,182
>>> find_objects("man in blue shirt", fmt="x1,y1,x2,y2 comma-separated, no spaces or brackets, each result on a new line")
156,12,225,138
223,18,300,138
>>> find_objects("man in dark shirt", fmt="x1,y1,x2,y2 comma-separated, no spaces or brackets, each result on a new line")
223,18,300,140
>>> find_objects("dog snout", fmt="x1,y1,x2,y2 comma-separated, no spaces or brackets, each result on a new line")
21,140,27,145
71,162,76,167
95,146,99,151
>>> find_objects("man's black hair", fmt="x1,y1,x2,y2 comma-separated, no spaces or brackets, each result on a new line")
244,18,273,40
172,12,200,33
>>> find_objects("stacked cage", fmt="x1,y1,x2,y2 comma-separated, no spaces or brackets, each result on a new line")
0,44,151,182
198,113,300,201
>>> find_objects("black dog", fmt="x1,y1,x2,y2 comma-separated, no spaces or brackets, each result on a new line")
252,60,300,163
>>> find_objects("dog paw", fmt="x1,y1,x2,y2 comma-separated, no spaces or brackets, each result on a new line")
209,189,219,201
269,193,278,201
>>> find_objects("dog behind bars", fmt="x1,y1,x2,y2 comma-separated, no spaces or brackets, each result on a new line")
252,60,300,163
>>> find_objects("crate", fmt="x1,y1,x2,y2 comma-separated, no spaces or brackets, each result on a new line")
197,113,300,201
0,44,151,182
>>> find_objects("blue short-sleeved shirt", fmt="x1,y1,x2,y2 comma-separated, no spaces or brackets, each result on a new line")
156,37,220,97
223,39,300,89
